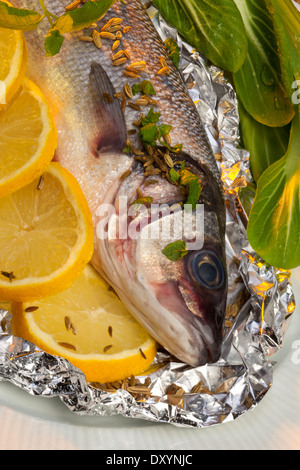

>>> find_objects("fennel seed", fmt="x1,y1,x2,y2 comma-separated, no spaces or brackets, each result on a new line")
58,342,77,351
25,306,39,313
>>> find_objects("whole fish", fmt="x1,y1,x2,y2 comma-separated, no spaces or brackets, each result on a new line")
14,0,228,367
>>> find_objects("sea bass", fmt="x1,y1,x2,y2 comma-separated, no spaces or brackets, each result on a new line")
15,0,228,367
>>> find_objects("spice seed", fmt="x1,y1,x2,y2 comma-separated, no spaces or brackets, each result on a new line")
108,326,113,337
79,36,93,42
139,348,147,359
65,0,81,11
64,316,72,331
25,306,39,313
112,40,121,51
58,342,77,351
99,31,116,40
113,57,128,66
103,344,113,353
112,50,125,60
92,30,102,49
120,170,132,181
157,66,171,76
124,83,133,99
103,92,114,103
36,175,44,190
122,70,141,79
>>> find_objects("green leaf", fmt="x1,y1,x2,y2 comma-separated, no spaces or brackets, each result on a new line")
162,240,188,261
247,108,300,269
239,103,291,182
169,168,180,183
265,0,300,100
132,80,156,96
141,108,161,126
186,178,202,210
139,123,159,146
52,0,115,34
164,37,180,69
153,0,248,73
233,0,294,127
132,196,153,206
44,29,65,57
0,1,43,30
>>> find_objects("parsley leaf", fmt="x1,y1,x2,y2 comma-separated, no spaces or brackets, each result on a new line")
162,240,188,261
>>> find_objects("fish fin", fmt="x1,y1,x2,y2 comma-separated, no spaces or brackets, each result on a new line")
89,62,127,156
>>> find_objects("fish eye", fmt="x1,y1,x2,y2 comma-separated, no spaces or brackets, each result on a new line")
191,251,225,289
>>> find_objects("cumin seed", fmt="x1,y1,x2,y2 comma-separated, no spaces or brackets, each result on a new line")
139,348,147,360
128,101,141,111
79,36,93,43
25,306,39,313
92,30,102,49
99,31,116,40
124,83,133,99
112,40,121,51
64,316,72,331
122,70,141,79
120,170,132,181
36,175,44,190
58,342,77,351
65,0,81,11
113,57,128,66
157,66,171,76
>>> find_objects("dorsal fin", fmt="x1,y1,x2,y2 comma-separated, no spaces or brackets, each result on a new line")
89,62,127,156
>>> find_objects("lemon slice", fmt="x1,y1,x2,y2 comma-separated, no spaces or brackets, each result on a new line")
0,26,27,111
0,77,57,198
0,302,10,312
12,264,157,383
0,162,94,301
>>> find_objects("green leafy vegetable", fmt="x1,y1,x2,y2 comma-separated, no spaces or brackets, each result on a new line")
152,0,248,73
247,108,300,269
44,29,65,57
162,240,188,261
233,0,294,127
0,1,43,30
239,103,290,182
265,0,300,99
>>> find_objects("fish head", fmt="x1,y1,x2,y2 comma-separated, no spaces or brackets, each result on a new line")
97,153,228,368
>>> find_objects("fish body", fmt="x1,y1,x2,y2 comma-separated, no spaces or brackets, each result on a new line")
15,0,228,366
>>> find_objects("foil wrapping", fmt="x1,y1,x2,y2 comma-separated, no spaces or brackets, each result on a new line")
0,4,296,428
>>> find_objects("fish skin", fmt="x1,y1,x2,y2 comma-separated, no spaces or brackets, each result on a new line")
14,0,228,366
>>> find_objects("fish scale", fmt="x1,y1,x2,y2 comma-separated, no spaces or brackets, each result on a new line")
14,0,228,367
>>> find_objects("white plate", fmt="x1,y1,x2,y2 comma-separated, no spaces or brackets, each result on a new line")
1,269,300,450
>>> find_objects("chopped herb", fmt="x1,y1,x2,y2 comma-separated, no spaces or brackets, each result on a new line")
164,37,180,69
162,240,188,261
122,144,130,154
141,108,161,126
169,168,180,183
132,80,156,96
139,123,160,146
131,196,153,205
186,178,202,210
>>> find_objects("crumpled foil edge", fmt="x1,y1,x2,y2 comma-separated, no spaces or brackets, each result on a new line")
0,4,296,428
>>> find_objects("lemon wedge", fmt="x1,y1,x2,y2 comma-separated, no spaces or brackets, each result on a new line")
0,77,57,198
0,26,27,111
0,162,94,301
12,264,157,383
